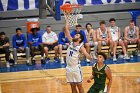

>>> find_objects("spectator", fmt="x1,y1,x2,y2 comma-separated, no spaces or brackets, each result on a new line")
124,20,140,57
12,28,30,65
42,26,59,62
58,27,69,63
109,18,129,61
84,23,98,59
71,24,90,62
0,32,10,67
28,27,45,65
96,21,111,53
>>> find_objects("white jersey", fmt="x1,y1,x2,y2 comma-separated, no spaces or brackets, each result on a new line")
109,26,119,41
98,28,108,39
127,26,137,39
66,42,83,67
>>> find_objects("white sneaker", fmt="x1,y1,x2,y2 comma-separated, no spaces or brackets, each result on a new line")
15,61,17,64
138,52,140,56
130,55,134,58
124,54,130,59
86,58,90,62
6,62,10,68
113,56,117,61
60,57,65,64
118,55,124,58
26,60,30,63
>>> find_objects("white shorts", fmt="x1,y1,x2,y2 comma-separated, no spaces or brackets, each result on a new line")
66,64,83,83
102,41,107,46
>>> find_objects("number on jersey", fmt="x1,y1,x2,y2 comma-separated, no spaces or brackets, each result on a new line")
69,51,73,57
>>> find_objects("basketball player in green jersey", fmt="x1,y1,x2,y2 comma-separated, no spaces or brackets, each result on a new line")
87,52,112,93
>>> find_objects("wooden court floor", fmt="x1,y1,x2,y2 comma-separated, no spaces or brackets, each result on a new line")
0,63,140,93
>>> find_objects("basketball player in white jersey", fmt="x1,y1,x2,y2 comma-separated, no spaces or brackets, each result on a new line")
96,21,111,53
109,18,129,61
84,23,98,59
124,20,140,56
65,21,93,93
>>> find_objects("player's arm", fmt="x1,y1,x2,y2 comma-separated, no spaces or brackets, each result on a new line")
136,27,139,39
80,46,92,61
86,31,90,43
124,27,131,41
87,64,95,83
65,20,73,42
107,28,111,41
118,27,121,40
105,66,112,93
91,29,96,42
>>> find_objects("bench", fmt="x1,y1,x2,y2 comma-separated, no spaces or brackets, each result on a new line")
0,44,138,62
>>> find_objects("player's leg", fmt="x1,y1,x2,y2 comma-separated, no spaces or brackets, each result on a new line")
2,47,10,67
76,83,84,93
121,40,130,59
93,42,98,59
87,84,98,93
44,45,49,58
124,40,128,51
113,41,117,61
58,44,63,62
53,43,59,62
109,40,114,53
30,46,36,64
98,41,102,53
70,83,78,93
85,43,90,54
13,48,18,64
25,47,30,64
39,44,45,64
66,66,79,93
39,44,44,59
30,46,35,58
58,44,63,57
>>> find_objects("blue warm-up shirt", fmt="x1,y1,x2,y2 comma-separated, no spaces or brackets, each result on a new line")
70,30,87,44
58,32,69,45
12,34,27,48
28,33,42,46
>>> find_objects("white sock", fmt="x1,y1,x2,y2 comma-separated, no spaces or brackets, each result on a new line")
124,54,127,56
41,57,44,59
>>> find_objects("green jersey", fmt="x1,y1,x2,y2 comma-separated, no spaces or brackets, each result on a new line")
88,63,108,93
93,63,107,84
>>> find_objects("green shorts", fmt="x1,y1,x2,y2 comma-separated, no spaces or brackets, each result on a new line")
87,83,105,93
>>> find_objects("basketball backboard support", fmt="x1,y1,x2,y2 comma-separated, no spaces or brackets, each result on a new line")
46,0,61,20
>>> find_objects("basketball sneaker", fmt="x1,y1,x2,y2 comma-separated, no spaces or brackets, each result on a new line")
124,54,130,59
54,57,59,62
86,58,90,63
113,56,117,61
41,58,45,64
60,57,65,64
6,62,10,68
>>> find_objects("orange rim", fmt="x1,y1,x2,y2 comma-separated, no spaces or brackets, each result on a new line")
60,4,81,13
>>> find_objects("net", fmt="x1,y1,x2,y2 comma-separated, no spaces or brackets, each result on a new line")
60,3,82,27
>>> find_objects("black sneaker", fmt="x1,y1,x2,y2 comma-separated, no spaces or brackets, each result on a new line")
41,59,45,64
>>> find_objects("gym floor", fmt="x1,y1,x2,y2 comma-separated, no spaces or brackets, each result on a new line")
0,56,140,93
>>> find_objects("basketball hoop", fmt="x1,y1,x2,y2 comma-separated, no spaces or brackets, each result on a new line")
60,3,82,27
